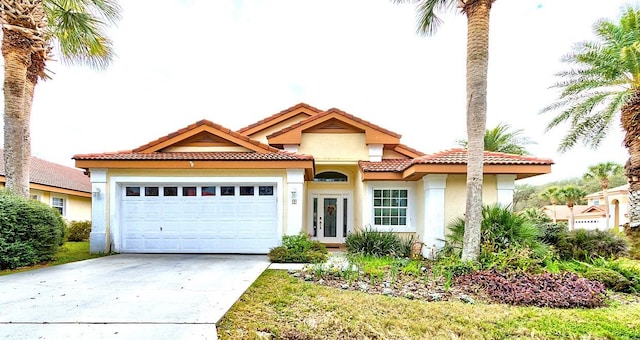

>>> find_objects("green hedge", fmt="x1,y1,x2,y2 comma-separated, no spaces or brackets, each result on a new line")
0,190,65,269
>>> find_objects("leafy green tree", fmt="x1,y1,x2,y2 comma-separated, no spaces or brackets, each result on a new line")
541,7,640,227
1,0,120,197
458,122,535,155
394,0,495,261
556,185,587,231
539,186,560,223
584,162,623,229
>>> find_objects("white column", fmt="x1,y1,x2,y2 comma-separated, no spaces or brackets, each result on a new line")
286,169,305,236
283,144,299,153
496,174,517,209
422,174,447,258
368,144,383,162
89,169,108,253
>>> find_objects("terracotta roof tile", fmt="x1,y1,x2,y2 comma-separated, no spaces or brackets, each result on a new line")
133,119,283,153
358,159,413,172
236,103,322,134
267,107,402,139
413,148,554,166
0,149,91,193
73,151,313,161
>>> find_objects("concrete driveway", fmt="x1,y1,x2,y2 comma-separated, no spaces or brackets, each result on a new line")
0,254,270,339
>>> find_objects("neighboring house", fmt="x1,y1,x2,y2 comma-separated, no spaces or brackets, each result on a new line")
0,148,92,221
73,103,553,255
541,184,629,230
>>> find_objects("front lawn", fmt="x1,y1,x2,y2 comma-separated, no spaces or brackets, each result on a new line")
218,270,640,339
0,241,108,276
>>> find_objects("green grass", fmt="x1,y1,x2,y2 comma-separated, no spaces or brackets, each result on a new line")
218,270,640,340
0,241,109,276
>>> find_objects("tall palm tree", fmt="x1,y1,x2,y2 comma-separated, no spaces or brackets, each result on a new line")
557,185,587,231
1,0,120,197
394,0,495,261
539,186,560,223
542,7,640,228
458,122,535,155
583,162,623,229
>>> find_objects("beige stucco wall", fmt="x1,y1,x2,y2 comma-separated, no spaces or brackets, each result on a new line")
30,189,91,222
299,133,368,163
444,174,500,233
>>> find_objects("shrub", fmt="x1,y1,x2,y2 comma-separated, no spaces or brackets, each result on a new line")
457,269,607,308
556,229,629,261
580,267,633,293
345,227,407,257
446,204,549,264
66,220,91,242
268,233,327,263
0,190,65,269
537,222,568,246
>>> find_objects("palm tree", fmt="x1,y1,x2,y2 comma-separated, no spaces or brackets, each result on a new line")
458,122,535,155
583,162,623,230
1,0,120,197
542,7,640,228
556,185,587,231
394,0,495,261
539,186,560,223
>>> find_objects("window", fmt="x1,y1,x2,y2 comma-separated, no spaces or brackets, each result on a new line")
240,186,254,196
221,186,235,196
163,187,178,196
126,186,140,196
202,186,216,196
593,199,600,206
259,186,274,196
145,187,159,196
314,171,348,182
52,197,65,216
31,194,39,201
373,189,407,226
183,186,197,196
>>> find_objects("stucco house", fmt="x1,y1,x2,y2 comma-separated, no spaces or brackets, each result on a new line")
579,184,629,229
0,148,92,221
73,103,553,255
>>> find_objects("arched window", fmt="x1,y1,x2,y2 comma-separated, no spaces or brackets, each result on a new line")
314,171,348,182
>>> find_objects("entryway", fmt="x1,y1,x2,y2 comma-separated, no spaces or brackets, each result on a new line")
311,193,352,244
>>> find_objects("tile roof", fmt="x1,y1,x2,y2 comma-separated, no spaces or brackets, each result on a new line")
413,148,554,166
133,119,284,153
359,148,554,172
73,151,313,161
236,102,322,134
267,107,402,139
0,149,91,193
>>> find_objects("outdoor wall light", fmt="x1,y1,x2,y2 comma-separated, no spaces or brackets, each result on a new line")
92,187,101,198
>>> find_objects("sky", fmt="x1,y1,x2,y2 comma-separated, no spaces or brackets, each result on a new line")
1,0,637,185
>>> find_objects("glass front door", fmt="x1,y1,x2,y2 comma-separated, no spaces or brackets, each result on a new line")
313,194,349,243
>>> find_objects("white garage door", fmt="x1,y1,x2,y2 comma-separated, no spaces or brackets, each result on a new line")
119,183,278,253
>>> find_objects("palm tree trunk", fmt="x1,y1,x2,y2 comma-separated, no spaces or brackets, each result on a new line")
569,204,575,231
461,0,491,261
2,30,32,198
622,94,640,228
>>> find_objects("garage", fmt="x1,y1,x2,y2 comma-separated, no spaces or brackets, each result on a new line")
119,183,278,253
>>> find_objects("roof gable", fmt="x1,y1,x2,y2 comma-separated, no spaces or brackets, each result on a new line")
267,107,401,145
134,119,279,154
236,102,322,137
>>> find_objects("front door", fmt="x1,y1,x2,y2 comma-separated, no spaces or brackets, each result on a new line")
313,194,349,243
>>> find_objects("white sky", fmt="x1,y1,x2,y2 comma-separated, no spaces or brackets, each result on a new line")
2,0,637,185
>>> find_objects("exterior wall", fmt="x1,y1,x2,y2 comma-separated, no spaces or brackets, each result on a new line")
298,133,368,163
23,188,90,221
444,174,503,234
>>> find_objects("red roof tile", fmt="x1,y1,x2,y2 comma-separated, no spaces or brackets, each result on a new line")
359,149,553,173
73,151,313,161
236,102,322,134
133,119,283,153
267,107,402,139
413,148,554,166
0,149,91,193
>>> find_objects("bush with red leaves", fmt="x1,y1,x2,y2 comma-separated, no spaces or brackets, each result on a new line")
457,270,607,308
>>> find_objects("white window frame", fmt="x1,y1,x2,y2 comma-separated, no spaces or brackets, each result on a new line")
51,196,65,216
366,182,415,232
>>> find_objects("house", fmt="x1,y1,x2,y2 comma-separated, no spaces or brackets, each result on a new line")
542,204,589,223
581,184,629,229
73,103,553,255
0,148,92,221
